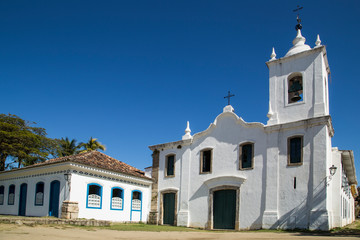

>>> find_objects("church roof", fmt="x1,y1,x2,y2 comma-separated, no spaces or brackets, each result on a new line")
5,151,150,180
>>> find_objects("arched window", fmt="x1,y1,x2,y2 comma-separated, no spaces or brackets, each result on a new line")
0,186,4,205
288,73,303,103
87,183,102,209
131,190,142,211
239,143,254,170
111,187,124,210
165,154,175,177
8,185,15,205
288,136,303,165
35,182,44,206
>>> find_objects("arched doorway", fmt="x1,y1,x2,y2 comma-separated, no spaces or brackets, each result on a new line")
49,180,60,217
18,183,27,216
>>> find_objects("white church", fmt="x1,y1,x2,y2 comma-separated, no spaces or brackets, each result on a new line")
0,19,357,231
147,24,358,230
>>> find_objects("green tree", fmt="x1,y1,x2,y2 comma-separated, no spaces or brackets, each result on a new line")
0,114,57,171
79,137,106,153
56,137,81,157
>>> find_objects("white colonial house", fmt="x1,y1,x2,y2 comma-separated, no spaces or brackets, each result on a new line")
0,151,152,222
147,27,358,230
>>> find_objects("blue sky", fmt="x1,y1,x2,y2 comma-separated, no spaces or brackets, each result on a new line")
1,1,359,182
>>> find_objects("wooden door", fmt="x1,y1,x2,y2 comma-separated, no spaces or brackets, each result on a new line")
213,189,236,229
163,193,176,225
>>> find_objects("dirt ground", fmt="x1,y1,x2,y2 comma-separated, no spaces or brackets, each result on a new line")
0,224,359,240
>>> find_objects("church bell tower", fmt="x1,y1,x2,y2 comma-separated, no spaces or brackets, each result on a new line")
266,16,330,125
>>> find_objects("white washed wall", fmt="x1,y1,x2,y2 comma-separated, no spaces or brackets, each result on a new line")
156,111,337,230
187,113,266,229
70,173,151,222
267,47,329,125
0,172,66,217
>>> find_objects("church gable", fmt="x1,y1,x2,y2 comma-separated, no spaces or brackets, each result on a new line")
193,110,265,144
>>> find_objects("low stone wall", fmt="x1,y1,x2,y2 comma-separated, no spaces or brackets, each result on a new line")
0,217,110,227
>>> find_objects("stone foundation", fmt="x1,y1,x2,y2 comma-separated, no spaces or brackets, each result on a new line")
61,201,79,219
148,211,158,225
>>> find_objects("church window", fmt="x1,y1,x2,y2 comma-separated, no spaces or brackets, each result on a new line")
165,154,175,177
0,186,4,205
294,177,297,189
239,143,254,170
8,185,15,205
200,149,212,174
131,190,142,211
288,136,303,165
87,183,102,209
35,182,44,206
288,73,303,104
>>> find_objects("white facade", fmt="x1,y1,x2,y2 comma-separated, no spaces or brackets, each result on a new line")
0,167,66,217
68,164,152,222
148,29,357,230
0,152,152,222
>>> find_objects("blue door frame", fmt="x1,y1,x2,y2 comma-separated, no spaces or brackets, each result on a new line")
49,180,60,217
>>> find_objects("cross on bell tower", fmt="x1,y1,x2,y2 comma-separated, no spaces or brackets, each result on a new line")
293,5,303,30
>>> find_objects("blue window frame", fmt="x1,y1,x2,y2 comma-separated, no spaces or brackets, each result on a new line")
130,190,143,221
0,186,4,205
131,190,142,211
110,187,124,210
86,183,102,209
35,182,44,206
8,185,15,205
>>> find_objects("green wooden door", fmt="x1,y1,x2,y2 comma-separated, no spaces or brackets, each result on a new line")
213,189,236,229
163,193,175,225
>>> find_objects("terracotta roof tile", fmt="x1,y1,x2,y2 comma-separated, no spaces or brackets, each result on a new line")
17,151,151,180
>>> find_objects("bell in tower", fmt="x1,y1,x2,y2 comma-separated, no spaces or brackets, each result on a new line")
266,8,330,125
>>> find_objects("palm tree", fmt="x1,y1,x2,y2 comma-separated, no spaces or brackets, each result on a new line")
57,137,81,157
79,137,106,153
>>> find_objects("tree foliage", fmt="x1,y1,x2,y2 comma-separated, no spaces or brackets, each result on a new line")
0,114,107,171
0,114,57,171
79,137,106,153
56,137,81,157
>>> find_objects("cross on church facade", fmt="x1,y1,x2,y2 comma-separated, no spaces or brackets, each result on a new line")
224,91,235,105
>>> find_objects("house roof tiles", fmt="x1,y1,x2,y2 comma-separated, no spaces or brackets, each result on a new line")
4,151,151,180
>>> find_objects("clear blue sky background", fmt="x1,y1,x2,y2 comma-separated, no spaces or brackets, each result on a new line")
1,1,359,182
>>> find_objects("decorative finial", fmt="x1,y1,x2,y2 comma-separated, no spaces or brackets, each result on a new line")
293,5,303,31
224,91,235,106
285,28,311,57
182,121,192,140
270,47,276,61
315,34,321,47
